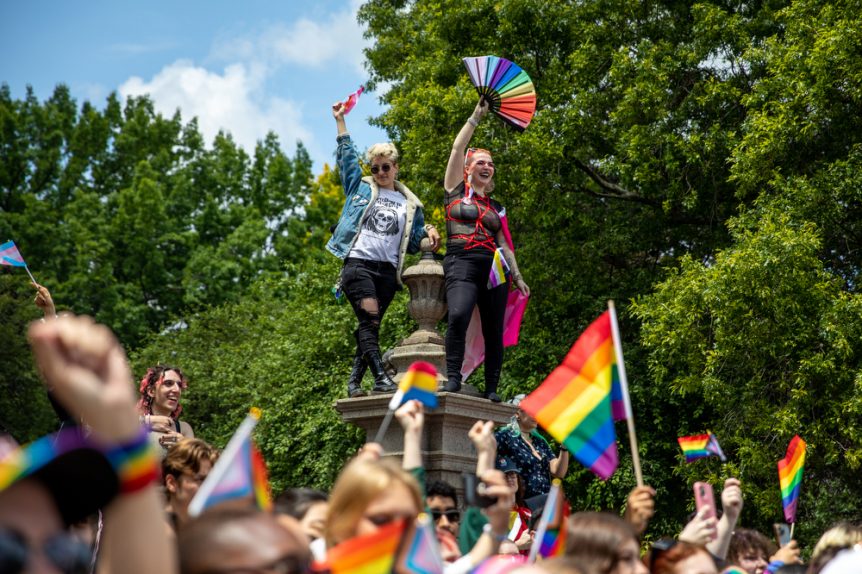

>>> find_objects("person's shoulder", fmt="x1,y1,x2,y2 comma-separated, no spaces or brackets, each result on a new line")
179,420,194,438
445,181,465,196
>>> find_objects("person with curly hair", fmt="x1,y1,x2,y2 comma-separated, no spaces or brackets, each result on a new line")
137,365,194,454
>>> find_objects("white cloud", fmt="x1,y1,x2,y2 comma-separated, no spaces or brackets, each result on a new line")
210,3,368,75
119,60,314,156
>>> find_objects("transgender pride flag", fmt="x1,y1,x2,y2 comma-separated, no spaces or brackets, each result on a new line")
0,241,27,267
188,409,271,517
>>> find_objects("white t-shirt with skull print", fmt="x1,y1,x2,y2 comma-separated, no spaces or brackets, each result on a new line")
347,188,407,265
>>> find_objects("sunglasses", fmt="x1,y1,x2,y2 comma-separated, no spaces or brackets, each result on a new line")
0,528,91,574
370,163,393,174
430,509,460,523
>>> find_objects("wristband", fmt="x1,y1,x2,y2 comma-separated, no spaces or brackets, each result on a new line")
104,428,159,494
468,117,479,127
483,523,508,542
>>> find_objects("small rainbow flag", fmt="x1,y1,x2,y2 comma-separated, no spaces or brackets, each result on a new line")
777,435,806,523
487,247,510,289
389,361,438,409
327,518,407,574
528,479,567,561
342,86,365,115
188,409,272,517
0,240,26,267
403,514,444,574
520,309,629,480
678,431,726,463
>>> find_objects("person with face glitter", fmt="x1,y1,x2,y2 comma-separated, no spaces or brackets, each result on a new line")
328,101,441,399
442,97,530,402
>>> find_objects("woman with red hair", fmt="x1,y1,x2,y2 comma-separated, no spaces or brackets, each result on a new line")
442,97,530,402
137,365,194,454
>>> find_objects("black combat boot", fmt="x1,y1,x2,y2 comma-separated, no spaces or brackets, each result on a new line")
366,351,397,393
346,351,368,398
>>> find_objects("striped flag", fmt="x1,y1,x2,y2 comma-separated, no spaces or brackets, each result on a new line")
528,479,567,562
678,431,726,463
327,518,407,574
777,435,806,523
188,409,271,517
389,361,438,410
403,514,444,574
342,86,365,115
487,247,510,289
520,310,628,479
0,241,26,267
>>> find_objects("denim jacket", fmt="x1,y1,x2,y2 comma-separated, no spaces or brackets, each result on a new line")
326,133,427,285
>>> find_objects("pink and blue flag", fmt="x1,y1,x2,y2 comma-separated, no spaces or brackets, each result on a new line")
403,514,444,574
188,409,271,517
0,241,26,267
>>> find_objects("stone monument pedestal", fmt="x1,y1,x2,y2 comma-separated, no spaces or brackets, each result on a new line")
335,392,516,500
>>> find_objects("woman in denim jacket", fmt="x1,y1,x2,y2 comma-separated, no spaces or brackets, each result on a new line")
328,101,441,398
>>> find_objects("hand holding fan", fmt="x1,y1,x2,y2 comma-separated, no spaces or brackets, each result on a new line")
462,56,536,131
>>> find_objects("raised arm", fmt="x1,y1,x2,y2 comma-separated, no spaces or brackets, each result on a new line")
332,102,362,197
444,99,489,192
28,315,176,574
706,478,742,559
332,101,349,136
395,400,424,471
468,420,497,476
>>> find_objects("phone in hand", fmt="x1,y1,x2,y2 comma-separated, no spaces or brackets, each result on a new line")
773,523,792,547
693,481,717,540
462,473,498,508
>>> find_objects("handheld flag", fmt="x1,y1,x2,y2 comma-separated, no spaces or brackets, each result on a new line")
528,479,567,562
777,435,806,523
403,514,444,574
678,431,727,463
0,241,26,267
388,361,438,410
187,409,272,517
0,240,38,283
327,518,407,574
519,309,628,480
342,86,365,115
487,247,510,289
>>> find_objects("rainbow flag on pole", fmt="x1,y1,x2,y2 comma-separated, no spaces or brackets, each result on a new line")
487,247,510,289
188,409,272,517
0,241,26,267
342,86,365,115
327,518,407,574
678,431,726,462
389,361,438,409
777,435,806,523
520,310,629,480
528,479,567,562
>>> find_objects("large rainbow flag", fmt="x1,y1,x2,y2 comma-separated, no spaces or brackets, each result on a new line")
188,409,271,517
678,431,726,463
528,479,567,562
520,310,628,479
327,518,407,574
389,361,438,410
777,435,806,523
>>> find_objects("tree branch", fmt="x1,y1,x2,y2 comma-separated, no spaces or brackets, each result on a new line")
571,157,659,206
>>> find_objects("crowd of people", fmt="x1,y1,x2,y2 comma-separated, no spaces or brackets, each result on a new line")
2,309,860,573
3,99,861,574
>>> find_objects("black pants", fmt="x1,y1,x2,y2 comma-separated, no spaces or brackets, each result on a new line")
444,249,508,389
341,258,398,357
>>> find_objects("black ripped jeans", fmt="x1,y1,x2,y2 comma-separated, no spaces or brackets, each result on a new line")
341,258,398,356
444,248,509,389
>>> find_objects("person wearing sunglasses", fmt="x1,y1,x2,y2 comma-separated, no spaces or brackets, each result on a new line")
442,97,530,402
1,314,175,574
426,480,461,539
328,101,441,399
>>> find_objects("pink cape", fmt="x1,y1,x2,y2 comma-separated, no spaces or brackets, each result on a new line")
460,212,529,379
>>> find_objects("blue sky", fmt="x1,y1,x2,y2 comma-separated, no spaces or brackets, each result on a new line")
0,0,388,172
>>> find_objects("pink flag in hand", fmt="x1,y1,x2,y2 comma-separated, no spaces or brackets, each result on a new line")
342,86,365,115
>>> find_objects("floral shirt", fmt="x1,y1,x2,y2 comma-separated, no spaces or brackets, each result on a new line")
495,428,556,499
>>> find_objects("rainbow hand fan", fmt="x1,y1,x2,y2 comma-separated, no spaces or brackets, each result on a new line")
462,56,537,131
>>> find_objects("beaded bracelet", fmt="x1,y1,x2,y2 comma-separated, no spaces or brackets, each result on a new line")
103,428,160,494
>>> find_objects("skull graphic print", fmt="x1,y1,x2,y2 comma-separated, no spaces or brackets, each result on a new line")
364,203,400,235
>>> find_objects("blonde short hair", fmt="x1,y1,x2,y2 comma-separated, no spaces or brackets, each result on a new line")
324,457,421,548
366,143,399,164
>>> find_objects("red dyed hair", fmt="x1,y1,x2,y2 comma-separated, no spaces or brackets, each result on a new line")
136,365,188,419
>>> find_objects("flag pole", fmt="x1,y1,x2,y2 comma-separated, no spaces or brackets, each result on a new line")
24,265,37,285
373,408,395,444
608,300,644,487
790,523,795,539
